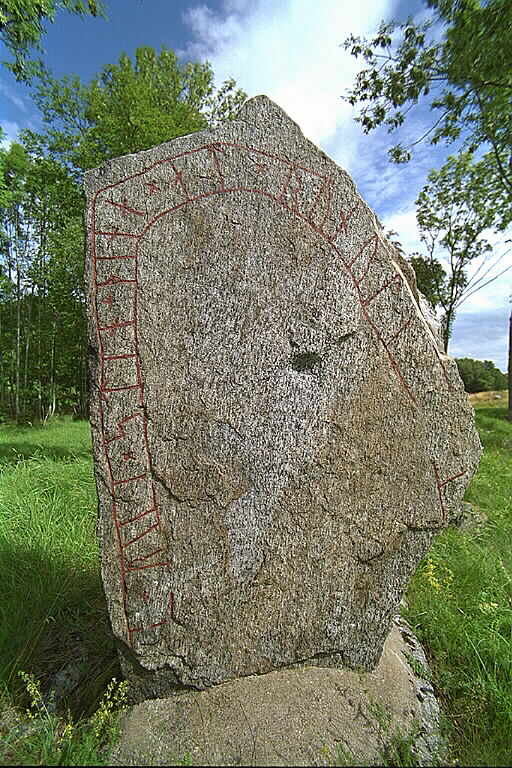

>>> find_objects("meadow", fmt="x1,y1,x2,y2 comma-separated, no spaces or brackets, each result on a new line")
0,402,510,765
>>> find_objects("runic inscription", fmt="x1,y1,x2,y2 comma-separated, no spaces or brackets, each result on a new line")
85,95,481,701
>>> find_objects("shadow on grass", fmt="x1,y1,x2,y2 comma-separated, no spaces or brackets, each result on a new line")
475,406,509,419
0,421,92,466
0,540,120,720
0,442,91,464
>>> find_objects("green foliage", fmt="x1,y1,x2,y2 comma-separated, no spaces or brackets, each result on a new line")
0,0,106,81
455,358,507,394
343,0,512,220
406,404,512,765
413,151,505,349
0,141,86,422
408,254,447,310
28,46,247,173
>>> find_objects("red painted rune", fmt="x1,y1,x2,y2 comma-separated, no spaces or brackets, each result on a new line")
145,181,160,195
106,317,125,336
106,198,145,217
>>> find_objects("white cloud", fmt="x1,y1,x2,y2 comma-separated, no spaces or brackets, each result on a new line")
0,79,28,112
0,120,20,147
182,0,395,156
384,206,421,252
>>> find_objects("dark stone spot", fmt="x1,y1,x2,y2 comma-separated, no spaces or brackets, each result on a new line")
291,352,322,374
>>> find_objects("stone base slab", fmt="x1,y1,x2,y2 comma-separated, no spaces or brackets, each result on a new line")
112,617,446,766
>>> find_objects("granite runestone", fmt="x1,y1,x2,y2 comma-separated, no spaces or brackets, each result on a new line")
84,95,481,701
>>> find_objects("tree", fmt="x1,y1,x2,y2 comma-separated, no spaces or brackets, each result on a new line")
408,254,448,311
342,0,512,218
0,1,105,80
26,46,246,174
455,357,507,394
413,152,510,350
0,140,85,422
0,142,38,423
385,227,448,311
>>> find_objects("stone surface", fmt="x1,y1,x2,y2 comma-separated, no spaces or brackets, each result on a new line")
111,618,447,767
84,95,481,700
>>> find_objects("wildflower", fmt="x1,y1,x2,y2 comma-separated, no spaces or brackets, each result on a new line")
423,558,441,593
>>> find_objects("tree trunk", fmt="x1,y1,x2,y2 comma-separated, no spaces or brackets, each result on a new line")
442,307,454,353
37,295,43,423
23,290,33,418
6,243,15,419
46,317,57,422
15,254,21,424
508,307,512,421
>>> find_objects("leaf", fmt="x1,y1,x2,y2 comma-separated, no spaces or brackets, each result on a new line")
342,0,512,199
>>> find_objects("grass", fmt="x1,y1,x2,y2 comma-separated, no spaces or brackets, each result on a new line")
0,417,123,765
0,419,93,465
405,401,512,766
0,402,510,765
1,674,128,765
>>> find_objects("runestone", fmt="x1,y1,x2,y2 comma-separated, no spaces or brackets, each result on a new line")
84,96,481,700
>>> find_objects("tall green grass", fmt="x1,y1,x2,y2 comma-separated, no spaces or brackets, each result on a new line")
405,405,512,766
0,419,122,764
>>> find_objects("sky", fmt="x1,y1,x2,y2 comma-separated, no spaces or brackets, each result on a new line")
1,0,510,371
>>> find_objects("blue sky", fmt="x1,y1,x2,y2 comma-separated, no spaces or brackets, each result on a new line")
1,0,510,370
